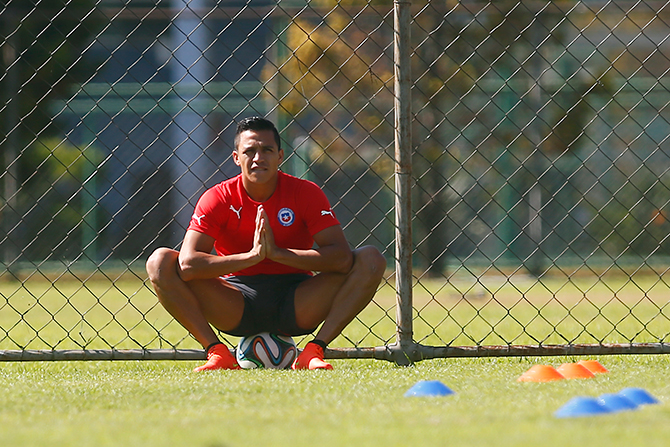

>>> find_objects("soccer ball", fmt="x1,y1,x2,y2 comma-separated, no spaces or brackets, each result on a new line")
235,332,297,369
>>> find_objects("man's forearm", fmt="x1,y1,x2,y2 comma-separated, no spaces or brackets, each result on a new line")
177,250,261,281
268,244,353,274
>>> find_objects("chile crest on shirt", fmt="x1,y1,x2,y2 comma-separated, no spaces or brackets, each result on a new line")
278,207,295,226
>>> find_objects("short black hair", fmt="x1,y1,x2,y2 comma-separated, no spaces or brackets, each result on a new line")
234,116,281,151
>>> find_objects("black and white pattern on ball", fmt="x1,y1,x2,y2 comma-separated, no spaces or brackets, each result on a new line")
235,332,297,369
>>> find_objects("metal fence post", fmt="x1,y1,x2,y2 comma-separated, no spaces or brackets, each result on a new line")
393,0,414,365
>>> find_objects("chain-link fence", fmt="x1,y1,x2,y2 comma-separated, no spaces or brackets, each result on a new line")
1,0,669,363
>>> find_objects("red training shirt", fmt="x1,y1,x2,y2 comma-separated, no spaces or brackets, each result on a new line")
187,171,340,276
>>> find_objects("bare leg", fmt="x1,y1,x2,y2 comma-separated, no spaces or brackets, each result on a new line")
294,245,386,345
145,247,245,348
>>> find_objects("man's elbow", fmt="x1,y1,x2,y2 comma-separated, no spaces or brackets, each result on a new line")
177,255,196,282
335,248,354,274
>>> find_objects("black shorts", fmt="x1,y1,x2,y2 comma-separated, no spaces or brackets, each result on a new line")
223,273,317,337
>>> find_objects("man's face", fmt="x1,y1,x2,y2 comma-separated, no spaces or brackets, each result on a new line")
233,129,284,186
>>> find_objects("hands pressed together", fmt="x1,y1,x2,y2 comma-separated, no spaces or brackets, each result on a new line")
252,205,278,262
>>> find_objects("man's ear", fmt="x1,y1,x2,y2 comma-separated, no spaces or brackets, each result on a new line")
232,149,240,166
278,148,284,164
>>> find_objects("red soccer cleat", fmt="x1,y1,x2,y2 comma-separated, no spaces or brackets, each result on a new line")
194,343,241,372
291,342,333,370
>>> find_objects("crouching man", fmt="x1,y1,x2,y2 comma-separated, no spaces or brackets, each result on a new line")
146,116,386,371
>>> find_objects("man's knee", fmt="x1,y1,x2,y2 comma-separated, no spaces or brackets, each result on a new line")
353,246,386,284
146,247,179,283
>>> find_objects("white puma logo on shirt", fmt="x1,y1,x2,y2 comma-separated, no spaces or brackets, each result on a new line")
192,214,205,225
321,209,334,217
230,205,242,219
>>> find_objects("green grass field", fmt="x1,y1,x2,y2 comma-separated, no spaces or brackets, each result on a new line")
0,355,668,447
1,272,669,446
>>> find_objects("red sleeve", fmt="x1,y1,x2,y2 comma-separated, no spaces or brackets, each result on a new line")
187,186,228,238
299,180,340,236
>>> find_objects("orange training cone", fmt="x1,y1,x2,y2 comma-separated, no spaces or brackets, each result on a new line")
518,364,565,382
557,362,596,379
578,360,609,374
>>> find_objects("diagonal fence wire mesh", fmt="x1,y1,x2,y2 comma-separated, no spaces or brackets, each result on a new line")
0,0,669,362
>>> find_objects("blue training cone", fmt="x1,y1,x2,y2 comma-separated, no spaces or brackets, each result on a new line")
554,396,611,418
597,393,638,412
618,387,660,406
404,380,455,397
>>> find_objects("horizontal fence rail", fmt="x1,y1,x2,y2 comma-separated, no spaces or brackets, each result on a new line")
1,0,670,363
